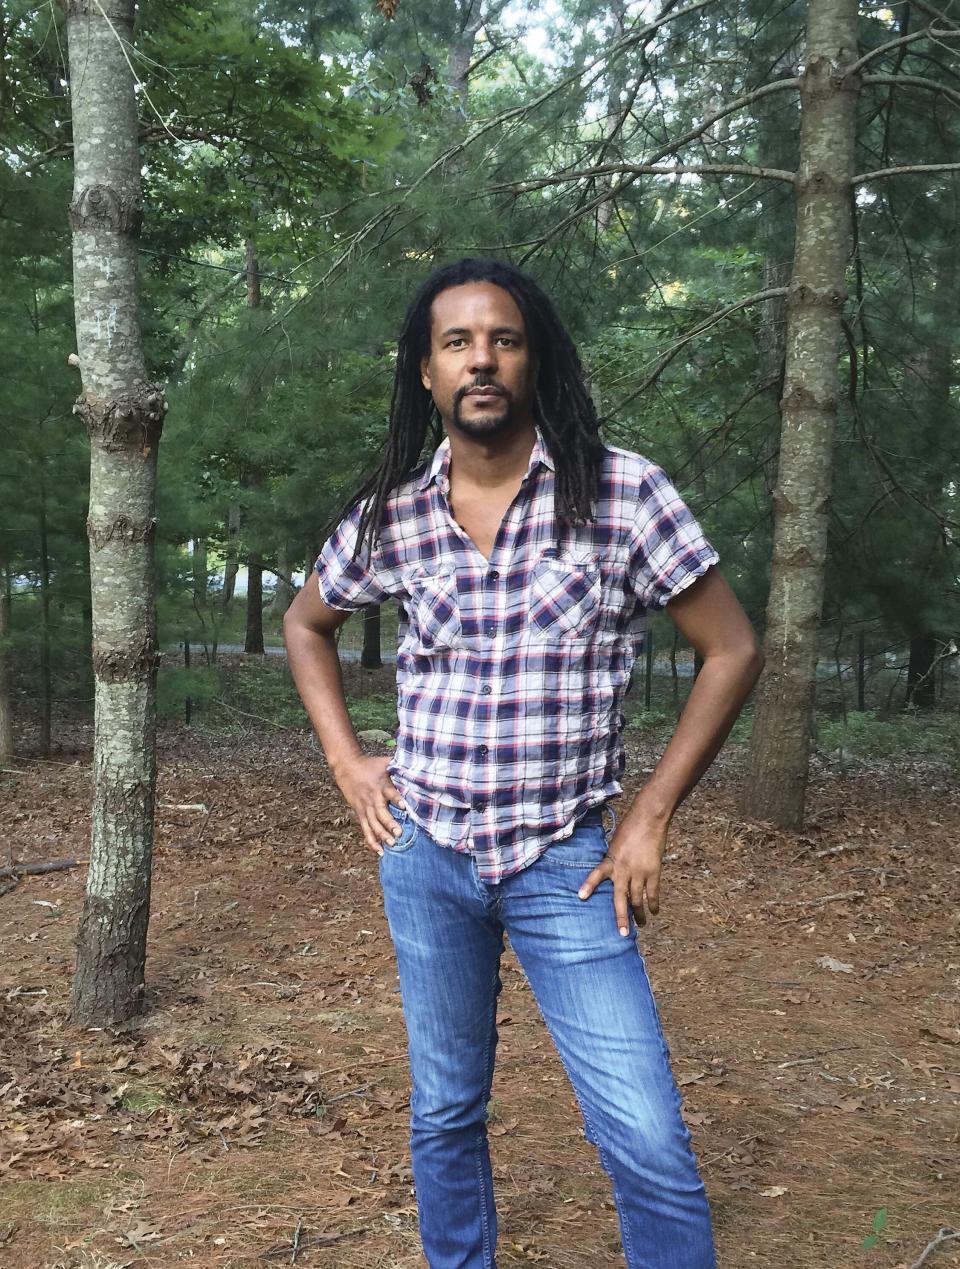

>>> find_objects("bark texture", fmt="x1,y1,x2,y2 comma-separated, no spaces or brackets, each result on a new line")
67,0,165,1024
741,0,859,828
0,582,13,766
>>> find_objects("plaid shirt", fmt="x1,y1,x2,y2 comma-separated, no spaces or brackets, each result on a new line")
316,431,718,883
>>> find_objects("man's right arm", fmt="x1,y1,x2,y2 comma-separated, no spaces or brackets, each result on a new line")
283,570,405,856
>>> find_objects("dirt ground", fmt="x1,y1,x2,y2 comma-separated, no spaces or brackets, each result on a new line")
1,707,959,1269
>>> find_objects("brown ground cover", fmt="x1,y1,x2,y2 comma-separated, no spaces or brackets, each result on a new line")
1,707,958,1269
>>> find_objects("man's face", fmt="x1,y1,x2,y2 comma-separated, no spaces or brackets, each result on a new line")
420,282,536,441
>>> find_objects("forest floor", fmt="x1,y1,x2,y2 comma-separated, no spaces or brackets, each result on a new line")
2,669,959,1269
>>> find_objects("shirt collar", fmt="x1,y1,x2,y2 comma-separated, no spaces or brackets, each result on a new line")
418,427,555,493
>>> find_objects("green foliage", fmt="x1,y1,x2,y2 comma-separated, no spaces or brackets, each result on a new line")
6,0,960,746
624,709,671,735
861,1206,887,1251
157,665,223,722
817,712,960,762
347,694,399,735
225,662,307,729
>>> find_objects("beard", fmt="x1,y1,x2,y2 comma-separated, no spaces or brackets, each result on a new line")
450,379,518,439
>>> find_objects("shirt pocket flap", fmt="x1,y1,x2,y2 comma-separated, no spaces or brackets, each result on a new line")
405,564,461,651
528,552,601,639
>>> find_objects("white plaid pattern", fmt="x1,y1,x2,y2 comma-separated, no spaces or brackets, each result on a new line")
316,432,718,882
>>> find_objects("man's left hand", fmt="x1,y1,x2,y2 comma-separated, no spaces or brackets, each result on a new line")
577,818,668,935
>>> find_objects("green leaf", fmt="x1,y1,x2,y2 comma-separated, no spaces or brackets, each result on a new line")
873,1209,887,1232
861,1234,879,1250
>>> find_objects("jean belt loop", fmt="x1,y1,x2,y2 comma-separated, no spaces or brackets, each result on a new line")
602,804,616,843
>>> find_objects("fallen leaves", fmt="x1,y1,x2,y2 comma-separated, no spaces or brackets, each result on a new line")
2,721,959,1268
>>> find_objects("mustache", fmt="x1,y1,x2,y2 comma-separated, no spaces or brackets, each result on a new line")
453,376,512,405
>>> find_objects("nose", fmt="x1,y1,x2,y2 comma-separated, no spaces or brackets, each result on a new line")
469,338,496,373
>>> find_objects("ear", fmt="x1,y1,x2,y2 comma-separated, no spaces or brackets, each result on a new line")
420,355,432,391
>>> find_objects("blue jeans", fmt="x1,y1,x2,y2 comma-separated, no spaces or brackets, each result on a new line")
379,809,716,1269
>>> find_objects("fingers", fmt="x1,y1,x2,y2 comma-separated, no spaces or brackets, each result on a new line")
343,760,407,858
613,872,631,938
578,861,610,902
644,869,660,917
579,853,661,935
371,791,400,850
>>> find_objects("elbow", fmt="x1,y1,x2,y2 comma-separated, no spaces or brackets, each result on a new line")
746,637,765,686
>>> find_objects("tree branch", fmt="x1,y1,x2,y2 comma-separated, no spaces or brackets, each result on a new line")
404,0,747,199
909,0,960,33
611,289,789,415
518,79,801,263
909,1229,960,1269
496,162,796,195
863,72,960,110
847,24,960,75
167,269,246,388
854,161,960,183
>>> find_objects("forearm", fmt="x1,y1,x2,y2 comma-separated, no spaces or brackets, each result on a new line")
626,646,762,828
283,619,362,776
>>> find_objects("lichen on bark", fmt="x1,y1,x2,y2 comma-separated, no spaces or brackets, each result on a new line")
67,0,165,1025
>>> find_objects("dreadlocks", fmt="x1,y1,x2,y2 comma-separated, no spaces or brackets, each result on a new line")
346,257,606,557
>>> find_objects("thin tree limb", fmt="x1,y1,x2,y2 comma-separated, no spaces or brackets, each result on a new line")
518,79,801,262
909,1229,960,1269
854,161,960,182
496,162,796,194
909,0,960,33
846,24,960,75
0,858,87,881
167,270,246,387
612,288,789,415
863,72,960,109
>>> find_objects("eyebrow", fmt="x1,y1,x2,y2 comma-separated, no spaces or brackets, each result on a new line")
439,325,524,338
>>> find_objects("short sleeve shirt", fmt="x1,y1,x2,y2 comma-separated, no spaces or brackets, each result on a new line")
316,432,718,883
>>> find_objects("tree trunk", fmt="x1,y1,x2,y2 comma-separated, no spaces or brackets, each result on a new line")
221,503,241,612
741,0,859,828
0,579,13,767
446,2,483,113
67,0,165,1025
241,237,265,654
596,1,628,235
38,486,52,756
245,553,265,654
360,604,383,669
269,548,297,616
906,636,937,710
192,536,208,606
900,225,957,711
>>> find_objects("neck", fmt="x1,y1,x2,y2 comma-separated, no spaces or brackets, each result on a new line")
446,420,538,489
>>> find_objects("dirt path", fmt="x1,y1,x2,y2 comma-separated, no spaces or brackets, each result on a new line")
1,728,958,1268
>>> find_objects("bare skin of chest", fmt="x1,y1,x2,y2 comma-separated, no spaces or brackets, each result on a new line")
448,478,521,562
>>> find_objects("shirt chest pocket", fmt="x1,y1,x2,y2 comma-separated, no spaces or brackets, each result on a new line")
528,552,601,641
406,566,462,652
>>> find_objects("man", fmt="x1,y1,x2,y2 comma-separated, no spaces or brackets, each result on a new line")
284,258,763,1269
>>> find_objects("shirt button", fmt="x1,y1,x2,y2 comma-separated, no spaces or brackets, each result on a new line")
474,801,486,813
485,624,495,637
481,684,492,695
488,570,499,581
478,744,488,756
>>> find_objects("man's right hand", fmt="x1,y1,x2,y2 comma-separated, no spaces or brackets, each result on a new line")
334,754,406,856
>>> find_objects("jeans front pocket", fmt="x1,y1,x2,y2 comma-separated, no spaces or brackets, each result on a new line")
384,806,417,853
539,819,610,869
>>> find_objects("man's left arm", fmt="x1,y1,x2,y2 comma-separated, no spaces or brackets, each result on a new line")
578,566,764,935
